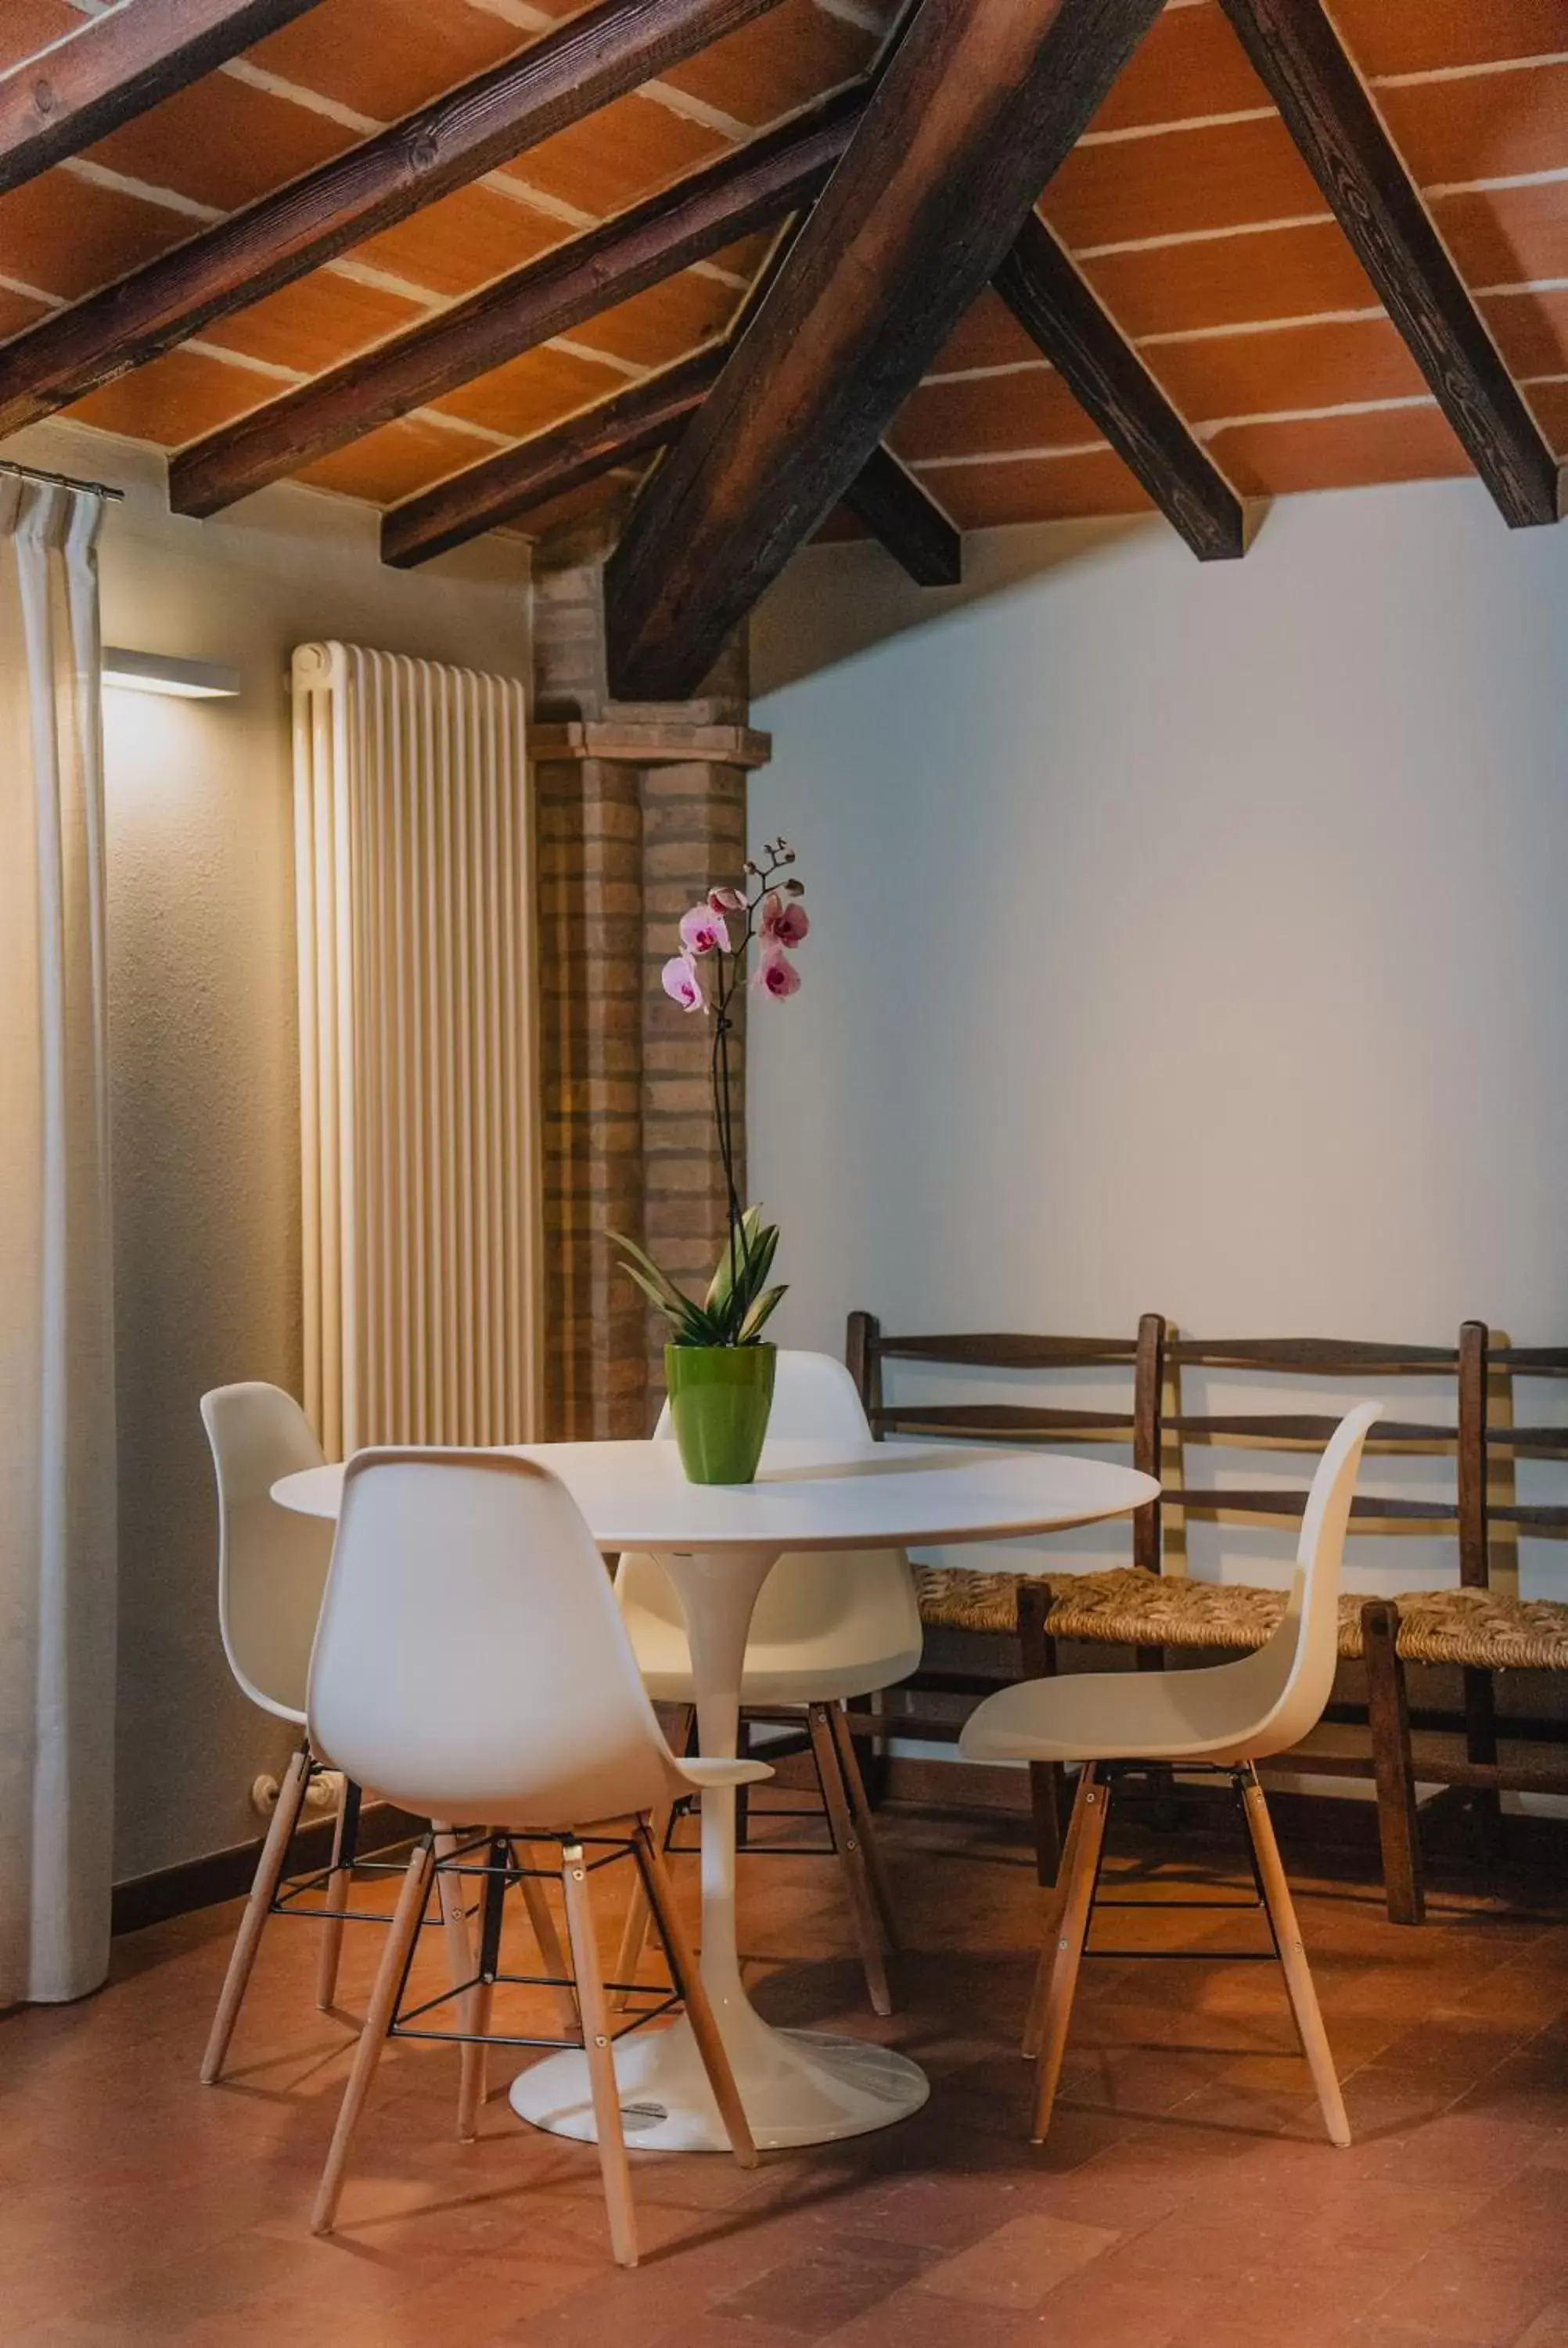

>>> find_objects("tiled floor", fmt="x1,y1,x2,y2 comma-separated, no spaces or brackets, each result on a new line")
3,1795,1567,2346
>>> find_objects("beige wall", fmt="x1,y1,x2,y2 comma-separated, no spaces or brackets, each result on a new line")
5,422,529,1881
748,475,1568,1606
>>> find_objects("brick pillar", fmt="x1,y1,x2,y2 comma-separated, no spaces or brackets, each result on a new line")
536,751,646,1439
531,509,771,1435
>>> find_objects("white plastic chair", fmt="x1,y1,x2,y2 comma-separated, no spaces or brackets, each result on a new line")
307,1450,765,2260
614,1350,922,2011
960,1401,1382,2148
198,1385,500,2081
198,1383,353,2073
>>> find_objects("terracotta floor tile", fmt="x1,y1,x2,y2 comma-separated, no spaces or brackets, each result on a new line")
919,2211,1120,2308
713,2231,934,2334
1361,2245,1562,2348
2,1814,1566,2347
826,2280,1030,2348
1002,2261,1209,2348
1514,2309,1568,2348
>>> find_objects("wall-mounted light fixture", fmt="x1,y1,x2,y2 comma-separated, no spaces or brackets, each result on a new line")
102,646,240,700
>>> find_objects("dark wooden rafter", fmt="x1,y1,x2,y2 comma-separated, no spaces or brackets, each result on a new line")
0,0,327,198
168,86,865,517
728,197,961,586
840,445,961,585
0,0,793,439
382,345,725,567
995,213,1246,560
381,344,959,585
1218,0,1559,528
605,0,1167,703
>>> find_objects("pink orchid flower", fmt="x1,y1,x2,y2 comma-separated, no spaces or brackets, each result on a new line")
678,902,730,957
708,886,746,913
754,944,801,999
761,890,809,949
661,954,707,1013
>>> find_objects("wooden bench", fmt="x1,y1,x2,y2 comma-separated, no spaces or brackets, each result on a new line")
851,1315,1511,1924
1376,1327,1568,1876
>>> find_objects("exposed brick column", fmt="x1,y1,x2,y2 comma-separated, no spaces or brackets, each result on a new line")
530,509,771,1435
536,750,645,1439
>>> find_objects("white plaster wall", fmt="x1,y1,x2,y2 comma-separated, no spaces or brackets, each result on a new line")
6,423,530,1881
748,477,1568,1597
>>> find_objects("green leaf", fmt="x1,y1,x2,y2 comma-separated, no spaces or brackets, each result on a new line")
727,1242,775,1332
738,1283,787,1342
704,1205,762,1313
608,1229,690,1311
616,1259,692,1331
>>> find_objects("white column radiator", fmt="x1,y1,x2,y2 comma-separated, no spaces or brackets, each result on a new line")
290,641,540,1457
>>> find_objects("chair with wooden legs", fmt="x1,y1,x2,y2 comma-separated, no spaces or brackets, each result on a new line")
960,1403,1381,2147
613,1351,919,2015
199,1385,529,2083
847,1312,1167,1885
307,1450,762,2261
199,1383,374,2078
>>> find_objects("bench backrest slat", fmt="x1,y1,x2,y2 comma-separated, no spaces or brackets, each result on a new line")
847,1310,1164,1573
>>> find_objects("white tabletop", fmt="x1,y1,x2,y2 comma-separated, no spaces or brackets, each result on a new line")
272,1436,1158,1554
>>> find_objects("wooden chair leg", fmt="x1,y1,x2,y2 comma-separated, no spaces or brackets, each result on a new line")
312,1838,435,2235
808,1702,892,2016
315,1776,361,2011
852,1694,889,1810
1023,1762,1091,2060
1017,1583,1066,1886
516,1843,581,2039
432,1823,485,2133
1241,1767,1350,2148
455,1835,508,2141
201,1741,312,2083
1030,1763,1109,2144
828,1701,899,1949
610,1818,665,2015
1462,1666,1504,1867
559,1841,638,2271
1362,1599,1426,1926
612,1705,695,2013
634,1821,757,2169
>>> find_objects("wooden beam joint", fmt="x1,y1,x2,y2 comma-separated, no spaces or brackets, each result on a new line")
994,213,1247,560
605,0,1168,702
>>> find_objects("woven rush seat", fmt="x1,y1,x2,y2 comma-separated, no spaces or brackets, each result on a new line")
1388,1587,1568,1671
916,1565,1568,1673
1040,1569,1363,1658
915,1565,1050,1637
912,1564,1343,1650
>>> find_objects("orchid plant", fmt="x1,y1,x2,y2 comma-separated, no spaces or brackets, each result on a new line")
610,837,808,1347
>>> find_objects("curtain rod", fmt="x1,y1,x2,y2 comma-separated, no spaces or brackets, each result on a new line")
0,456,125,502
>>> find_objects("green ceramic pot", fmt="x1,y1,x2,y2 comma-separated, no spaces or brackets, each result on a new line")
665,1343,777,1484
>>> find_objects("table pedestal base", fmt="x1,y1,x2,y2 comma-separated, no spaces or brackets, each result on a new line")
509,2008,928,2153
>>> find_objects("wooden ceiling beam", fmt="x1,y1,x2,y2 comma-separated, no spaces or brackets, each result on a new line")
168,87,864,517
0,0,793,438
840,445,961,585
1217,0,1559,528
382,346,726,567
382,343,960,587
603,0,1165,704
0,0,327,197
994,213,1246,560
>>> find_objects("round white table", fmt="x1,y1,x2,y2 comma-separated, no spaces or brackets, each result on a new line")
274,1436,1158,2153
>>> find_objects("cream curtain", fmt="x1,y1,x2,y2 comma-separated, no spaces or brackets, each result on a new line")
0,477,117,2005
